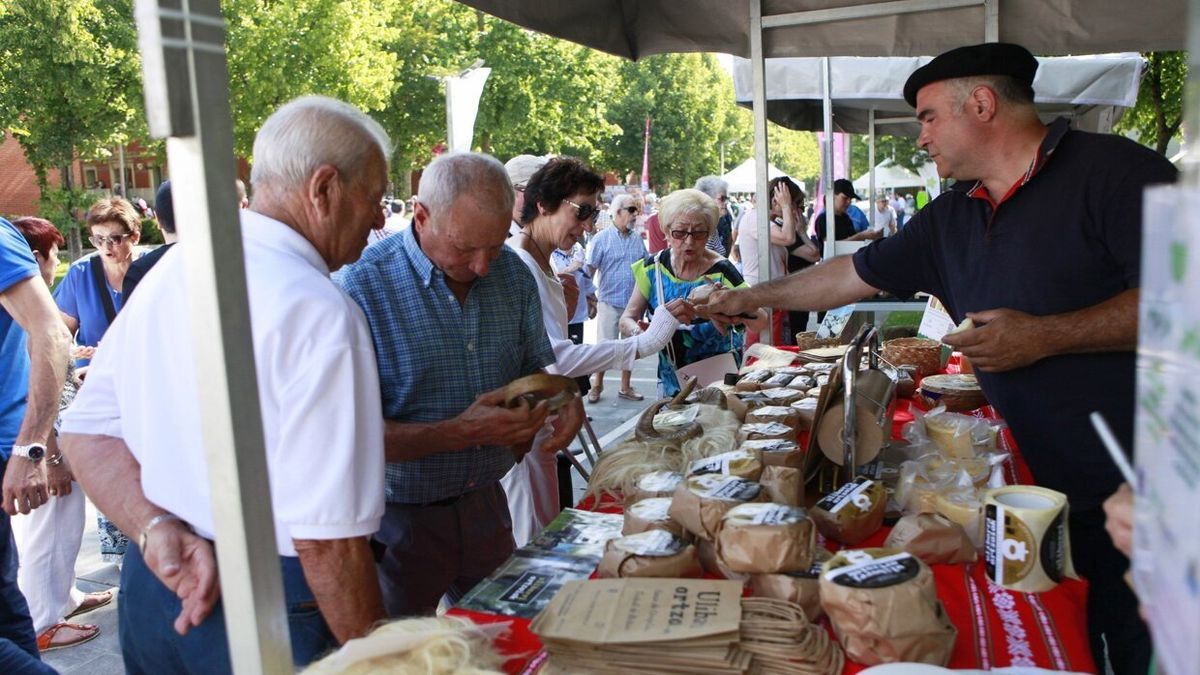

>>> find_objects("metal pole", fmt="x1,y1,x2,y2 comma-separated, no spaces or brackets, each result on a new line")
822,57,835,261
983,0,999,42
750,0,773,343
868,107,877,227
135,0,291,672
445,76,456,154
1184,0,1200,187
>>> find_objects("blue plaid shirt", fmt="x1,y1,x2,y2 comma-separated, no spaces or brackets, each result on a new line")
586,225,646,307
334,228,554,504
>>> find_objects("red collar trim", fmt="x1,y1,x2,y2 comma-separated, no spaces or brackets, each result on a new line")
965,118,1068,210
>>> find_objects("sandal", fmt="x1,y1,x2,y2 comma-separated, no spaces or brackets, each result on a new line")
37,622,100,652
617,388,645,401
587,387,602,403
65,589,114,619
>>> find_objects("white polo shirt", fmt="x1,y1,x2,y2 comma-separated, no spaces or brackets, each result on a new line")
61,210,385,557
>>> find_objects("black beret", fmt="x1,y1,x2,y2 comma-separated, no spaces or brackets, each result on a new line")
903,43,1038,107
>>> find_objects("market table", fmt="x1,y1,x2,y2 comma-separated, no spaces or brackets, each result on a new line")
450,360,1098,674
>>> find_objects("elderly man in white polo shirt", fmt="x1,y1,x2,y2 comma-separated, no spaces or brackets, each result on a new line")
60,96,390,673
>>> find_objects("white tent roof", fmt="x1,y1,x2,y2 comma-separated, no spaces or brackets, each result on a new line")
458,1,1185,61
732,54,1144,135
853,162,928,193
722,158,790,193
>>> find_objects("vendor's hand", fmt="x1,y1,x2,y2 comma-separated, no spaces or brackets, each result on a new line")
586,296,597,320
459,387,550,448
694,287,751,335
941,308,1046,372
143,519,220,635
1,456,49,515
1104,482,1135,559
663,298,697,324
540,395,584,454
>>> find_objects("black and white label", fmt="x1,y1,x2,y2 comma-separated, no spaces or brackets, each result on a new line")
825,551,920,588
613,529,682,557
816,476,877,515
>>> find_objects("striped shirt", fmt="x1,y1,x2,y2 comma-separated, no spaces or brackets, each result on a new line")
586,225,646,307
334,227,554,504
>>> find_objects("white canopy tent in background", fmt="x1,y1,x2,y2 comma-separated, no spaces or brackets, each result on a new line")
721,157,792,193
853,162,925,195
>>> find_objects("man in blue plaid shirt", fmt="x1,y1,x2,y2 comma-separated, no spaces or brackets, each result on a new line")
335,153,584,616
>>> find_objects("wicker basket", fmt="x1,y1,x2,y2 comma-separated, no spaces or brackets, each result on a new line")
882,337,942,376
918,374,988,412
795,331,841,350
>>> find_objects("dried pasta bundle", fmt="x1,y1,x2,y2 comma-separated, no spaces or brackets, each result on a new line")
303,616,505,675
737,597,844,675
583,438,683,505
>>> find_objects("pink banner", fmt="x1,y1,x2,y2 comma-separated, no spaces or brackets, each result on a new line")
641,115,651,191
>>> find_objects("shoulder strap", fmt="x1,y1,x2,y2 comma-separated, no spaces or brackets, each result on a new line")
89,256,118,324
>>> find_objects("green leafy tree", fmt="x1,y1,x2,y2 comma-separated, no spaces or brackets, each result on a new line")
0,0,144,256
849,134,929,176
1115,51,1186,155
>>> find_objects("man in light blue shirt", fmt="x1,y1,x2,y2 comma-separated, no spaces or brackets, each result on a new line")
584,193,647,402
335,152,583,617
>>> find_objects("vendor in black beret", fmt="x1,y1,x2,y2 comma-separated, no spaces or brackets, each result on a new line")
698,41,1177,675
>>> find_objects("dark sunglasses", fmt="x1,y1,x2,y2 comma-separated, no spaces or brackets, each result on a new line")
89,233,133,247
564,199,601,222
623,206,639,215
669,229,709,241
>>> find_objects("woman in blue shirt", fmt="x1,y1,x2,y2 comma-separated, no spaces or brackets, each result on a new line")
54,198,142,368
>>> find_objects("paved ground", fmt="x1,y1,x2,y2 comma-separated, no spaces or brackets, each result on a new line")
46,321,657,672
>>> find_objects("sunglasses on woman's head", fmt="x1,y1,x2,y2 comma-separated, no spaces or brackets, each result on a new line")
564,199,601,222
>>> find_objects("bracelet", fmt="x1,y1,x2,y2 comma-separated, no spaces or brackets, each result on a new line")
45,454,64,467
139,513,188,554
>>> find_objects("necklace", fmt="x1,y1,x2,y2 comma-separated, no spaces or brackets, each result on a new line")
520,230,554,274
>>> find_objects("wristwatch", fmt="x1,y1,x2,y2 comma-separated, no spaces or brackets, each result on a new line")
11,443,46,463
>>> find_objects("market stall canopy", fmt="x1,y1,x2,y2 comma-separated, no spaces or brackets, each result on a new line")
731,54,1144,135
457,1,1185,60
723,158,791,193
853,162,928,194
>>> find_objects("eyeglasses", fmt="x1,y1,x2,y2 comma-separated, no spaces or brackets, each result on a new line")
715,195,729,202
564,199,601,222
89,233,133,247
623,206,639,215
669,229,710,241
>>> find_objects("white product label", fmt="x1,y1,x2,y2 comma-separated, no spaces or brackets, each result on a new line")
614,529,680,557
629,498,673,522
653,405,700,429
818,477,877,515
638,471,682,493
693,475,761,502
750,503,803,526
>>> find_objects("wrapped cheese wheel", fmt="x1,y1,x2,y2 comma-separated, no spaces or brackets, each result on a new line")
787,374,816,391
737,422,796,444
935,487,984,548
811,477,887,545
883,513,977,564
686,448,763,481
740,439,803,469
627,470,683,504
806,386,823,399
773,366,809,377
669,474,764,540
923,410,996,458
758,387,806,406
745,405,801,429
597,530,702,579
790,397,819,431
749,548,832,622
820,548,957,666
716,503,816,574
765,373,795,388
759,465,803,505
736,369,774,392
622,497,684,537
805,362,837,374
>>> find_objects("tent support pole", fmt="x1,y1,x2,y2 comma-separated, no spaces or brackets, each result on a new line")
983,0,999,42
822,57,835,261
751,0,772,343
869,107,876,226
1185,0,1200,186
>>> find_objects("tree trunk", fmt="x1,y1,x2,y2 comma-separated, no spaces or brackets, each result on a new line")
61,164,84,261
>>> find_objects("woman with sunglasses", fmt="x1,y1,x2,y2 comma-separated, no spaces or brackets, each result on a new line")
621,189,768,397
503,157,695,546
53,197,142,368
52,196,141,565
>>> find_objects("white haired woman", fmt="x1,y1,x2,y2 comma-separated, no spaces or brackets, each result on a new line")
621,189,767,397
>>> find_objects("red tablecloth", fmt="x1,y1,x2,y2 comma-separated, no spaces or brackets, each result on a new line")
452,354,1096,673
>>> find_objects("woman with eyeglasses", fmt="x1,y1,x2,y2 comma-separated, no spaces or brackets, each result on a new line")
621,189,768,397
54,197,142,369
503,157,695,546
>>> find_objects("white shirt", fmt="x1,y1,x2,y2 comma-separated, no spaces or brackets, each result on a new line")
62,210,385,557
507,241,639,376
869,206,897,237
735,207,786,286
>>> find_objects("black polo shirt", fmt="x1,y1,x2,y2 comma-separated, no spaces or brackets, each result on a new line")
853,118,1177,510
812,211,856,251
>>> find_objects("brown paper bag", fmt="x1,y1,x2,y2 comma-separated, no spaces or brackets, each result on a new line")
597,530,703,578
759,465,803,505
810,477,887,545
748,548,832,622
883,513,977,564
668,474,764,540
715,503,816,574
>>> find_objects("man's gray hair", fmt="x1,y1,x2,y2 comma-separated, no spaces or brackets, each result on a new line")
418,152,513,222
250,96,392,193
609,192,637,217
947,75,1035,111
693,175,728,199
